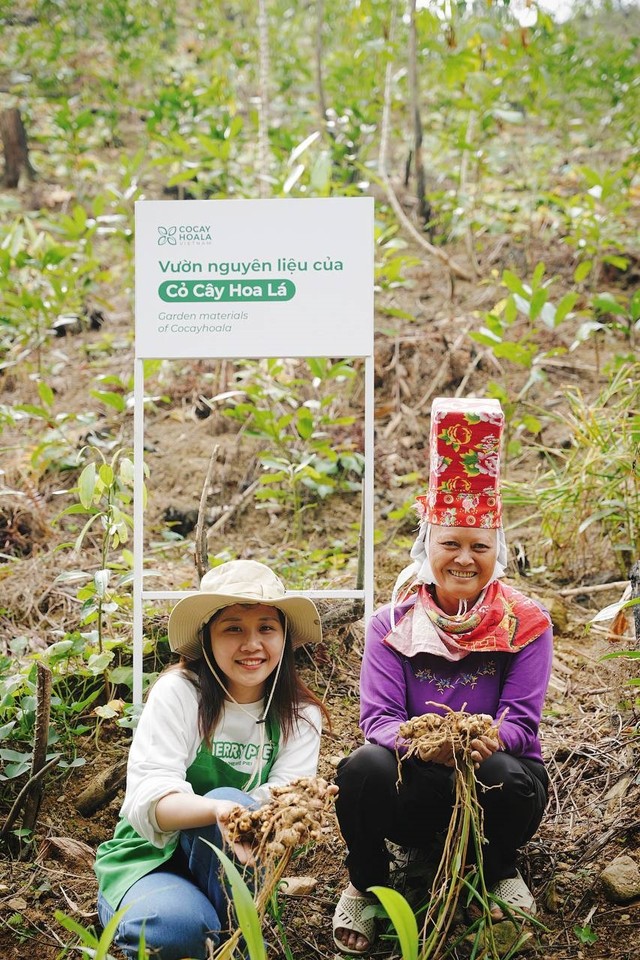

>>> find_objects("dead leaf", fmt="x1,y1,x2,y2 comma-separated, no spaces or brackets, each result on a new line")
280,875,317,897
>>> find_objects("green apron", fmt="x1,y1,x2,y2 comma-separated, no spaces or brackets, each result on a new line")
95,714,280,909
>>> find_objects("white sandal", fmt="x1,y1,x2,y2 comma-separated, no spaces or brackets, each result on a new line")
489,870,537,917
332,889,377,955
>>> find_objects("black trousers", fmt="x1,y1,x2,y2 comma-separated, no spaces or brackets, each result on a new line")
335,743,549,892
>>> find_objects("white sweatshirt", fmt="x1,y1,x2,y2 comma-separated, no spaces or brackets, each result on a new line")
121,670,322,848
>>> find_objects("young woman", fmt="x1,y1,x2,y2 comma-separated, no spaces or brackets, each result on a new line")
95,559,326,960
332,398,553,954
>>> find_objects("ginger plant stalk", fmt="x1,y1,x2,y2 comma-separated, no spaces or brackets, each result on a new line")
396,706,504,959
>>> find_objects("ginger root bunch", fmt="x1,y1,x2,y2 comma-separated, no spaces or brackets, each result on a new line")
224,776,338,861
397,703,502,766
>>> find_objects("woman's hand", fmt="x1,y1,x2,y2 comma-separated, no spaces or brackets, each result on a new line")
469,715,500,768
425,742,456,767
213,800,256,866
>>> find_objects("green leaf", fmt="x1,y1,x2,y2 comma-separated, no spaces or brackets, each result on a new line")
493,341,535,367
73,513,101,552
578,509,616,533
205,843,267,960
38,381,55,408
92,390,126,412
0,748,32,762
15,404,50,419
574,925,598,945
521,414,542,434
0,720,16,739
529,287,548,322
369,886,419,960
78,463,97,510
41,639,76,662
307,358,325,379
296,408,314,441
3,760,31,779
167,169,198,187
56,904,130,959
592,293,626,316
504,296,518,325
55,911,99,947
555,292,579,325
532,262,546,287
87,652,115,674
382,306,416,322
99,463,115,487
502,270,527,297
574,261,592,283
469,331,502,348
260,453,288,472
601,254,628,271
539,300,558,330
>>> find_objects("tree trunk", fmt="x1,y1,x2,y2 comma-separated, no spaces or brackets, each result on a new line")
630,561,640,648
1,107,36,187
20,663,51,839
408,0,431,229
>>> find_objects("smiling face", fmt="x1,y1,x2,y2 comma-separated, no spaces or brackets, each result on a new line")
207,603,286,703
428,525,498,614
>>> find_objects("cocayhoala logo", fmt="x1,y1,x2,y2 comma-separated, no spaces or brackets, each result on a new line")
157,224,213,245
157,226,177,246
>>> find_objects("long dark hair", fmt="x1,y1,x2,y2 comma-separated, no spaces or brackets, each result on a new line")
170,608,329,747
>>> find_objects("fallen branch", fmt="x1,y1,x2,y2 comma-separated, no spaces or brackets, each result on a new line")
315,598,364,632
380,178,474,283
74,758,128,816
559,581,628,597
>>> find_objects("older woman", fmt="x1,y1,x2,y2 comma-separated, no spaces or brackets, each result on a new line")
332,398,553,954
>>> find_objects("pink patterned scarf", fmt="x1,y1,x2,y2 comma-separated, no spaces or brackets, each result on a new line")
385,581,551,662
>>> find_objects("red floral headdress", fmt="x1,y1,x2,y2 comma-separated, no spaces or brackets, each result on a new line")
417,397,505,529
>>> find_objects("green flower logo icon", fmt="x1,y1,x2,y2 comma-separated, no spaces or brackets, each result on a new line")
157,226,177,245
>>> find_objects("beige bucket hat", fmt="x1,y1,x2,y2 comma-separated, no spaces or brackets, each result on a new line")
167,559,322,659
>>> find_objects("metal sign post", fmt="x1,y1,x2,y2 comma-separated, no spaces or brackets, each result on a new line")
133,197,374,704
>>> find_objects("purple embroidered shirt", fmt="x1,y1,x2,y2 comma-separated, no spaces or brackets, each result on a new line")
359,592,553,763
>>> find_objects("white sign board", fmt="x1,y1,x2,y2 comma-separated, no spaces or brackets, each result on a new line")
135,197,374,359
132,196,375,705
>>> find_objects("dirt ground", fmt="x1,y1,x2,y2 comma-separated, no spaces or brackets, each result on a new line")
1,211,639,959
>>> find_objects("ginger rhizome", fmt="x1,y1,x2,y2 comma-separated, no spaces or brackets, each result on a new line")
225,776,338,862
397,706,502,765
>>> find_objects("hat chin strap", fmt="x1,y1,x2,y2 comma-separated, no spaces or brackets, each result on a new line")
200,619,289,790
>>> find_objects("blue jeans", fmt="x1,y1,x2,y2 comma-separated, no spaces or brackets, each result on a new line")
97,787,255,960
